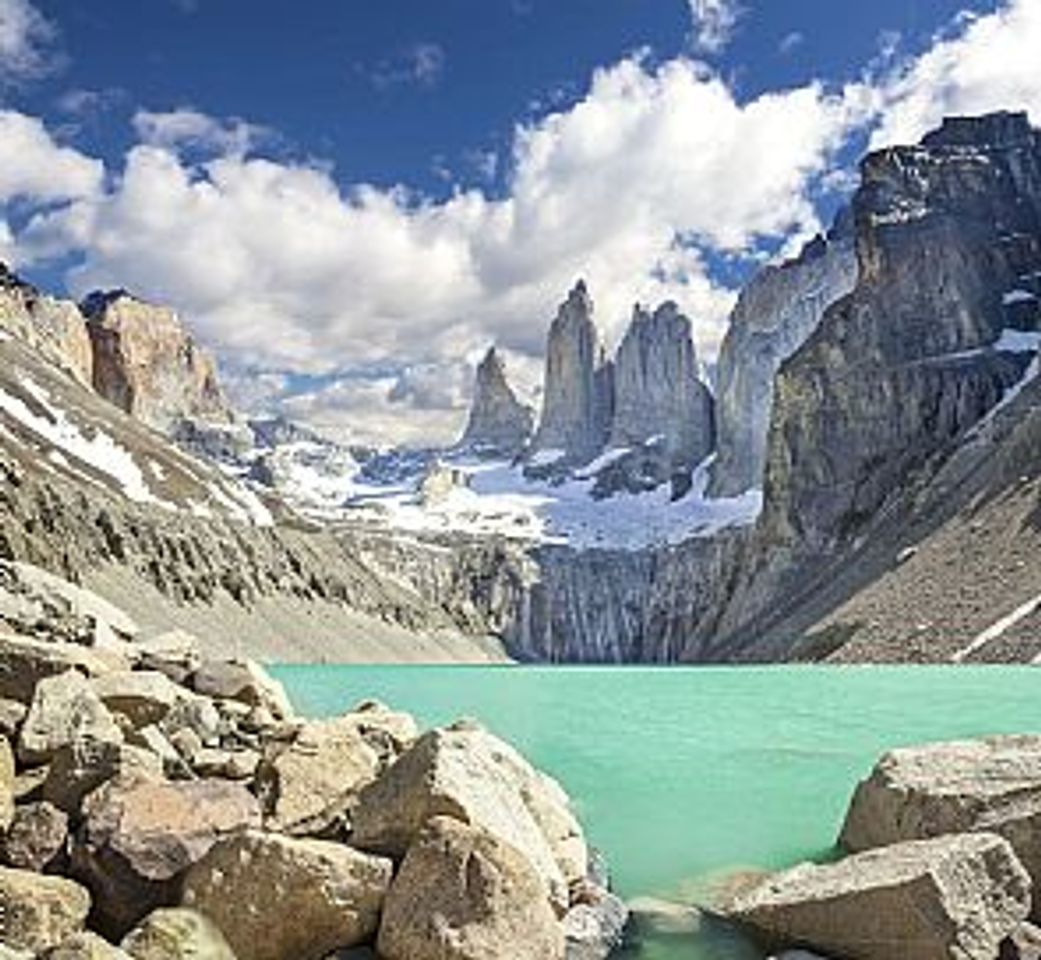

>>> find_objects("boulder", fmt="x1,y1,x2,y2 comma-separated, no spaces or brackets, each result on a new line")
42,738,163,815
90,672,185,729
563,883,630,960
255,717,380,836
728,833,1031,960
41,932,132,959
840,736,1041,915
1004,924,1041,960
0,634,126,703
353,723,587,912
2,801,68,871
18,670,123,765
0,866,91,952
120,907,237,960
189,659,292,720
341,699,418,763
0,697,27,737
190,747,258,781
0,735,14,830
181,829,392,960
73,776,261,936
134,631,202,686
159,697,220,748
377,816,565,960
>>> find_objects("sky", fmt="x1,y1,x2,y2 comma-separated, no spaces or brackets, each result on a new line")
0,0,1040,446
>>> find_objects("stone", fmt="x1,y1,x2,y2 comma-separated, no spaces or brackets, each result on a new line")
159,697,220,748
377,816,565,960
181,829,392,960
190,747,258,781
352,724,587,912
728,833,1031,960
2,801,68,872
127,725,185,777
0,866,91,952
340,699,418,765
166,727,202,763
563,883,630,960
120,908,236,960
458,347,535,457
73,776,261,936
189,659,292,720
134,631,202,686
90,672,185,730
42,738,163,815
255,717,380,836
0,735,14,831
0,633,126,704
0,698,27,738
18,670,124,765
610,301,715,469
709,214,856,498
1004,923,1041,960
528,280,613,466
81,290,232,434
40,932,132,959
840,735,1041,916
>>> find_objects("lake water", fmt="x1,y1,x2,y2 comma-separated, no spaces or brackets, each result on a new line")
273,665,1041,959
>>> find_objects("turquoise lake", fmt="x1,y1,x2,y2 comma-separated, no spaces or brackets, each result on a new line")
273,665,1041,959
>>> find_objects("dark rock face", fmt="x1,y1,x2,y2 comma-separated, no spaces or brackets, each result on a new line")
610,302,714,468
529,281,613,466
761,111,1041,553
458,348,535,457
709,214,857,497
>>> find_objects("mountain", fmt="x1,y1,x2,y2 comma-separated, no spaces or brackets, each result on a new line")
457,347,534,457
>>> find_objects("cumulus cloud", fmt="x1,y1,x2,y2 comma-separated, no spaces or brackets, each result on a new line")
871,0,1041,147
0,111,103,207
0,0,58,82
688,0,743,54
133,107,267,156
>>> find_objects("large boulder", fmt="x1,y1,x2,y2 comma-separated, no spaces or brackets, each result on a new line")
41,932,132,959
189,659,292,720
377,816,565,960
840,736,1041,915
2,801,69,872
42,738,163,816
73,776,260,936
340,699,418,764
0,866,91,952
181,829,392,960
563,883,630,960
120,907,237,960
0,634,126,703
352,723,587,912
134,631,202,686
728,833,1031,960
90,672,186,730
18,670,124,765
254,717,380,836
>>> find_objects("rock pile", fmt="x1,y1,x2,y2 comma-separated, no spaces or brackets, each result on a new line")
0,560,625,958
725,734,1041,960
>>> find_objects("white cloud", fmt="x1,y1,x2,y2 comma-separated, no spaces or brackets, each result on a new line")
871,0,1041,147
132,107,267,156
0,111,102,207
0,0,57,82
366,42,446,91
688,0,743,54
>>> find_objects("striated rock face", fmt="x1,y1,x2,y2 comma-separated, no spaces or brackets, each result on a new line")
81,290,231,434
761,111,1041,553
0,265,93,387
528,281,613,465
458,348,534,457
610,302,715,467
709,215,857,497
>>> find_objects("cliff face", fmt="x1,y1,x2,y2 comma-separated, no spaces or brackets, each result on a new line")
610,302,715,467
458,347,534,457
528,281,613,465
82,290,232,434
760,111,1041,553
709,216,857,497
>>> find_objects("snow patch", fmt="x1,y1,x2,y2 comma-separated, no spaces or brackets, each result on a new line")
1003,289,1038,306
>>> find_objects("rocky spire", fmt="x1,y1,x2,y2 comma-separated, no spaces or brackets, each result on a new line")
458,347,535,457
610,301,715,467
81,290,232,433
528,280,613,465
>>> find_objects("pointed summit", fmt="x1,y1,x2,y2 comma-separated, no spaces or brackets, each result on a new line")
528,280,613,465
458,346,534,457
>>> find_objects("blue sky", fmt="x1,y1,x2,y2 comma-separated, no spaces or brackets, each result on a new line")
0,0,1038,443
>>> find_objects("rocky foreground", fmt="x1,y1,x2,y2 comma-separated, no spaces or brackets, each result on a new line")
725,734,1041,960
0,559,626,959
